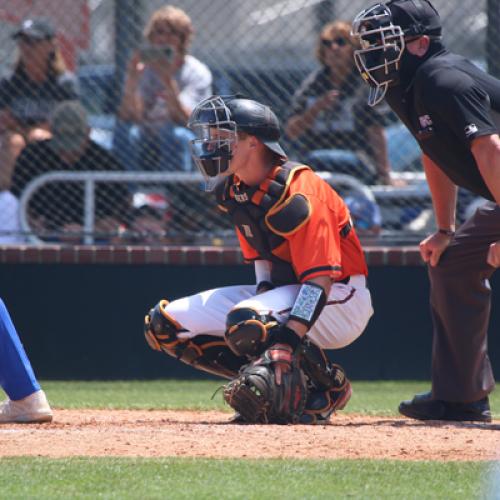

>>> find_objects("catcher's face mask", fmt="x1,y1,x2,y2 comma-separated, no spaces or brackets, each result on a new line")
188,96,237,192
351,3,405,106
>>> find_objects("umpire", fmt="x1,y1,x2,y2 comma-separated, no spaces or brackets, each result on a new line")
352,0,500,422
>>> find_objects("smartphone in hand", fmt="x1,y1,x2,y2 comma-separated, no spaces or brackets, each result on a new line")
139,44,174,63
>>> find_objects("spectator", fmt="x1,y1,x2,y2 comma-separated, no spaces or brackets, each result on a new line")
0,190,23,244
0,18,78,192
285,20,392,185
117,5,212,172
344,194,382,237
11,101,130,243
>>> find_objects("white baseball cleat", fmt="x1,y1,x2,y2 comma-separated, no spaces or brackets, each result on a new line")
0,390,53,423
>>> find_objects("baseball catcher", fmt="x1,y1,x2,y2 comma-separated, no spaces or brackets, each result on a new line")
143,95,374,423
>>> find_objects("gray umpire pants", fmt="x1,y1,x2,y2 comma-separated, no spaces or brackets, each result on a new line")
429,201,500,403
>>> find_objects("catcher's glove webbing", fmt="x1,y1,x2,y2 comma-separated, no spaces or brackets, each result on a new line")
223,344,308,424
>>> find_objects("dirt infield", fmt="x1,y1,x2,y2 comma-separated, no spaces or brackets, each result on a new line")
0,410,498,461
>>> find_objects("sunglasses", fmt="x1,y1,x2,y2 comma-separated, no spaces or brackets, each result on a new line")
321,36,349,48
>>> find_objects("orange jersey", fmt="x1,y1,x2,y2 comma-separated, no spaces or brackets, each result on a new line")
232,164,368,283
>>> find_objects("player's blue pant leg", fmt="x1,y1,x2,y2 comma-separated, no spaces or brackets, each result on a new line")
0,298,40,400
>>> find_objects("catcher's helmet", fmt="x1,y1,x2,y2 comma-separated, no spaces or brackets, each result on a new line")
351,0,441,106
188,95,286,191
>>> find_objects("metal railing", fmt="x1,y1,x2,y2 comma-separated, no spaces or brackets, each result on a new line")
19,170,395,245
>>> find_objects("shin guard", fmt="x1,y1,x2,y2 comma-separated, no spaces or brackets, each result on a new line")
299,337,351,422
144,300,246,379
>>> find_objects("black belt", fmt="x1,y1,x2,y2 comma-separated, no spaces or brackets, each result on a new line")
338,276,350,285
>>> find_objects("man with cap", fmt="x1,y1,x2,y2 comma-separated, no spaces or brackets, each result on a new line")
143,95,374,423
352,0,500,422
11,101,130,242
0,17,78,194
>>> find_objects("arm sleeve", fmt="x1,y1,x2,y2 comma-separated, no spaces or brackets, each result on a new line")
425,71,498,143
235,227,260,261
287,194,343,282
254,259,272,283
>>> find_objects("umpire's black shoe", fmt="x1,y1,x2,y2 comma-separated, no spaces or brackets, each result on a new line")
399,391,492,422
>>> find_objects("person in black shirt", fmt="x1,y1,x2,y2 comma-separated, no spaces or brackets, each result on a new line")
285,20,392,185
352,0,500,422
0,18,78,192
11,101,130,243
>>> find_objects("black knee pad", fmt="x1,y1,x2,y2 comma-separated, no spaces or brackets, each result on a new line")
225,307,278,358
144,299,183,352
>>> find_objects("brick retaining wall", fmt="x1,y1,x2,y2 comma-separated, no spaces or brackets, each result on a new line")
0,245,424,266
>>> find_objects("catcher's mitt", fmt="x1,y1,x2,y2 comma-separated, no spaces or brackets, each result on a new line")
223,344,308,424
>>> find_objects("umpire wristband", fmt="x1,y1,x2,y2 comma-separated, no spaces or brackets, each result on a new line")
438,228,455,237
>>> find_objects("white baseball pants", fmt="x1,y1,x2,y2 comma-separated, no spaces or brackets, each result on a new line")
165,275,373,350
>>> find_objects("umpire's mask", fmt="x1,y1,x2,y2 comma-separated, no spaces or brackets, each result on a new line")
351,3,405,106
351,0,442,106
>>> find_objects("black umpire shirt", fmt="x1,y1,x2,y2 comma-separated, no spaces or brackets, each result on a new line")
385,48,500,202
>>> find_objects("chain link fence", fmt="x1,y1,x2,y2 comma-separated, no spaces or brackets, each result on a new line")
0,0,497,246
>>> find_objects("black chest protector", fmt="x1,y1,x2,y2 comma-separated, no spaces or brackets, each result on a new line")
215,161,310,285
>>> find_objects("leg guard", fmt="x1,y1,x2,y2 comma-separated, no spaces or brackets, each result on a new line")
299,338,348,391
144,300,247,379
144,300,184,352
225,307,278,358
299,337,352,423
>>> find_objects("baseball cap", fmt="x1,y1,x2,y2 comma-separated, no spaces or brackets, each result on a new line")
132,191,171,221
50,101,89,153
12,18,55,41
227,98,287,157
387,0,442,38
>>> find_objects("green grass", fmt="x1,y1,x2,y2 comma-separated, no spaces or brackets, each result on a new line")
1,381,498,499
36,380,500,417
0,457,497,500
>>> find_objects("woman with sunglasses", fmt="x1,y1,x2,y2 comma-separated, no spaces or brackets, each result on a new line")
117,5,212,172
285,20,393,186
0,18,78,193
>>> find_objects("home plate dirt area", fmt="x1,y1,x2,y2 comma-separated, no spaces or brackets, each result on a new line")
0,410,498,461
